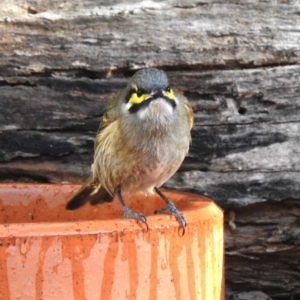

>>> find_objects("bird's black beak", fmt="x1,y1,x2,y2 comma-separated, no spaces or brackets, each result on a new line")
146,90,164,101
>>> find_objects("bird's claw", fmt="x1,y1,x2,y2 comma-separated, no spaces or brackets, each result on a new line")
155,202,187,235
123,206,149,231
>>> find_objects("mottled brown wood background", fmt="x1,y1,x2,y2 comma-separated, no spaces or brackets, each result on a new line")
1,1,300,299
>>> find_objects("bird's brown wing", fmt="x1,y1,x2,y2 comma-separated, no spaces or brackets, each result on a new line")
66,176,113,210
184,101,194,130
94,90,122,150
66,93,123,210
175,92,194,130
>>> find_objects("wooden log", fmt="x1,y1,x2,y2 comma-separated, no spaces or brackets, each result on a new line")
225,200,300,299
1,1,300,298
1,0,300,74
2,67,300,207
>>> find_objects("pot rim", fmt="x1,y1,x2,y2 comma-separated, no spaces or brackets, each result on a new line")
0,183,221,238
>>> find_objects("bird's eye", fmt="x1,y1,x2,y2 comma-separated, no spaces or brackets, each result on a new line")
165,87,174,100
136,89,144,97
128,88,147,105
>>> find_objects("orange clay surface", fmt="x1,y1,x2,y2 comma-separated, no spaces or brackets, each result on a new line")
0,183,224,300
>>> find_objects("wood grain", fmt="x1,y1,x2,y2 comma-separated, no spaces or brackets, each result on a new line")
1,1,300,298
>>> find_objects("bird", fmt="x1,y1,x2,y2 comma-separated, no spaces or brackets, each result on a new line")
66,67,194,232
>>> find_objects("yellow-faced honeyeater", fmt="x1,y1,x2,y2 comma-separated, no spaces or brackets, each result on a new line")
66,68,194,232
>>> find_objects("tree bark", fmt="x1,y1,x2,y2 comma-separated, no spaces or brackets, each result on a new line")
1,1,300,298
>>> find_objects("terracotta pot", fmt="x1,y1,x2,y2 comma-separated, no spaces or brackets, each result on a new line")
0,183,223,300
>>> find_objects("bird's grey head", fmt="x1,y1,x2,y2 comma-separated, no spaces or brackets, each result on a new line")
131,68,169,91
124,68,176,116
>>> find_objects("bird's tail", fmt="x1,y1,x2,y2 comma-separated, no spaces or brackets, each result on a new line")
66,177,113,210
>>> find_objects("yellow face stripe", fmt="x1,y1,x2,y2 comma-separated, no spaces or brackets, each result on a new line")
128,87,175,106
129,91,147,105
165,88,174,100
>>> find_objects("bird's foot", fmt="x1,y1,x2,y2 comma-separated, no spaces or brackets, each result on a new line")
154,187,187,235
123,206,149,230
155,202,187,234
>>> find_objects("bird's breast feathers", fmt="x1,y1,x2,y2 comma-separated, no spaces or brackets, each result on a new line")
135,97,174,121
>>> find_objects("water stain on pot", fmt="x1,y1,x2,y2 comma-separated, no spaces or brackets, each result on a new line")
0,239,11,299
0,184,223,300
